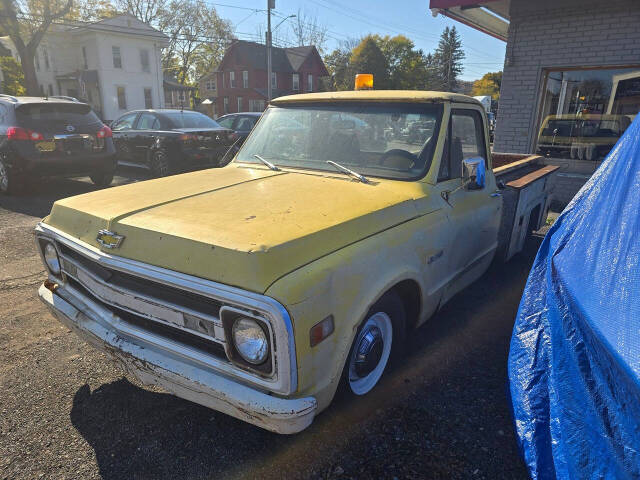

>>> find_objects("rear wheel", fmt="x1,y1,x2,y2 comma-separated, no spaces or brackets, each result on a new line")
0,156,22,195
342,291,406,396
90,171,114,187
150,149,171,177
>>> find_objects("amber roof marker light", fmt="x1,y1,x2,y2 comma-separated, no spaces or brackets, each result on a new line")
355,74,374,91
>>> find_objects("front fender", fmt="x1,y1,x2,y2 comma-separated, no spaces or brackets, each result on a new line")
265,214,442,412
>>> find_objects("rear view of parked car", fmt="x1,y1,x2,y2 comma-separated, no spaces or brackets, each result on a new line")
215,112,261,146
0,96,116,195
111,109,236,177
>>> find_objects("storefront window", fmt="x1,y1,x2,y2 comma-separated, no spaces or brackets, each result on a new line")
536,67,640,161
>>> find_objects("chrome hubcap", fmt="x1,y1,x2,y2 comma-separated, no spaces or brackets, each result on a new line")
348,312,393,395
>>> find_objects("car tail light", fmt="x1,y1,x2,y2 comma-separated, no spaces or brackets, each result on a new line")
180,133,196,142
8,126,44,141
96,125,112,138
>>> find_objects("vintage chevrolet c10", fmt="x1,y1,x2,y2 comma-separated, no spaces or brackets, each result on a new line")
35,90,557,433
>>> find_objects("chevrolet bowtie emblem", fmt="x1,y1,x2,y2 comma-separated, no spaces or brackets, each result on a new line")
96,229,125,249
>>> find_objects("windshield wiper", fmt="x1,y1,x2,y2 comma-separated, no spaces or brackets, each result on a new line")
253,154,281,171
326,160,369,184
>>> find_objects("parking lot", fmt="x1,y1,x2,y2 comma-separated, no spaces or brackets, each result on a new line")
1,168,532,480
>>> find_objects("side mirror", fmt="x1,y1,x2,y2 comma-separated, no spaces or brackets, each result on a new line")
462,157,486,190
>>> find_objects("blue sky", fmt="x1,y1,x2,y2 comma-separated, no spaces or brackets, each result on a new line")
211,0,506,81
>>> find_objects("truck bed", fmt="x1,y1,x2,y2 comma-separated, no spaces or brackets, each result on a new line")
492,154,559,261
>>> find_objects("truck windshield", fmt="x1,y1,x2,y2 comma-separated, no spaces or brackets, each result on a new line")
235,103,443,180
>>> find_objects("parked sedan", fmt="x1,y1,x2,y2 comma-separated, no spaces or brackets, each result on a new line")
111,109,235,177
215,112,261,145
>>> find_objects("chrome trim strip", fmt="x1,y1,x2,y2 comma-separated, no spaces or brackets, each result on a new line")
35,222,298,395
61,256,226,345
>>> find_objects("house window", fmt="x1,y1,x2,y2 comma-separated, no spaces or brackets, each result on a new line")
140,49,150,73
536,67,640,161
222,73,226,89
117,86,126,109
249,99,265,112
112,46,122,69
292,73,300,91
48,84,53,96
271,72,277,89
177,90,186,103
223,96,229,114
307,74,313,92
242,70,248,88
229,71,235,88
205,78,216,91
237,96,243,112
43,48,50,70
144,87,153,109
82,46,88,69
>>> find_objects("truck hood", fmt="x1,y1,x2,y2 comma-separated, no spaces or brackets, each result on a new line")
45,165,429,293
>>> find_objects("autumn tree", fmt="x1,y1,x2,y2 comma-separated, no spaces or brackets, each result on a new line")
0,0,73,95
433,26,465,92
471,71,502,99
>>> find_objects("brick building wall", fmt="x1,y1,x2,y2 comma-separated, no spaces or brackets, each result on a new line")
495,0,640,154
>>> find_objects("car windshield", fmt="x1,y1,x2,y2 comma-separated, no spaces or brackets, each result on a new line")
164,111,220,129
235,103,443,180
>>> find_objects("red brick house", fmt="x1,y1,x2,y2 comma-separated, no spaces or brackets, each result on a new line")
212,40,329,116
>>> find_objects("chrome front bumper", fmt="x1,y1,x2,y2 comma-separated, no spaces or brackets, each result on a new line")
39,283,317,434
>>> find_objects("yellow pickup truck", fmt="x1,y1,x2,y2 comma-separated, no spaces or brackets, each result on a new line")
36,90,557,433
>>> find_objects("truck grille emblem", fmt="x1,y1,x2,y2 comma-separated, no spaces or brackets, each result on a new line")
96,229,125,249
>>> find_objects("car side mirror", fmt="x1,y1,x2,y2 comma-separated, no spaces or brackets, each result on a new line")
462,157,486,190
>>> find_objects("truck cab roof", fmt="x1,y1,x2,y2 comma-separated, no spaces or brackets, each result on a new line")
271,90,483,106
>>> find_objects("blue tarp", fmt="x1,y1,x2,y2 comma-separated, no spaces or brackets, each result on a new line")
508,115,640,479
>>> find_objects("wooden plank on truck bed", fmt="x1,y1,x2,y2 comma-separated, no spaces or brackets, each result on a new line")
506,165,560,190
493,155,544,176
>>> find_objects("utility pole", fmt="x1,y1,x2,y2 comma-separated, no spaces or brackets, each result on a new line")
266,0,274,102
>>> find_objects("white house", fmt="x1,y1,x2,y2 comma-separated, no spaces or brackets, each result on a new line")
0,14,169,122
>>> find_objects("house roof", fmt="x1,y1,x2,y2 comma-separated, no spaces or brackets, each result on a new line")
163,75,196,91
66,14,169,43
221,40,329,76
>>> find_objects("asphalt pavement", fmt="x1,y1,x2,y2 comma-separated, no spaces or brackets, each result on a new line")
0,168,532,480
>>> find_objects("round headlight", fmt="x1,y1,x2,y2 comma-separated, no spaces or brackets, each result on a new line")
43,242,61,275
232,317,269,365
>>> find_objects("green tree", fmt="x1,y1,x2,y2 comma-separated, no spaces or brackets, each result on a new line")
433,26,465,92
374,34,437,90
0,0,73,95
0,56,25,95
350,35,390,89
158,0,232,85
471,71,502,99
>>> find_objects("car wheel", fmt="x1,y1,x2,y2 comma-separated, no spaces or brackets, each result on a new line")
342,291,406,396
0,156,22,195
90,171,114,187
150,149,171,177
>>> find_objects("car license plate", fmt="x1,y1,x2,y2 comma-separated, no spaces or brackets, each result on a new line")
35,141,56,152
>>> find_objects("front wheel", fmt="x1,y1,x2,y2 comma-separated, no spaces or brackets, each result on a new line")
343,291,406,396
90,171,114,187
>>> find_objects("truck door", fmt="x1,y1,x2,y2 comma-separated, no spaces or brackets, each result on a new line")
434,108,501,301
